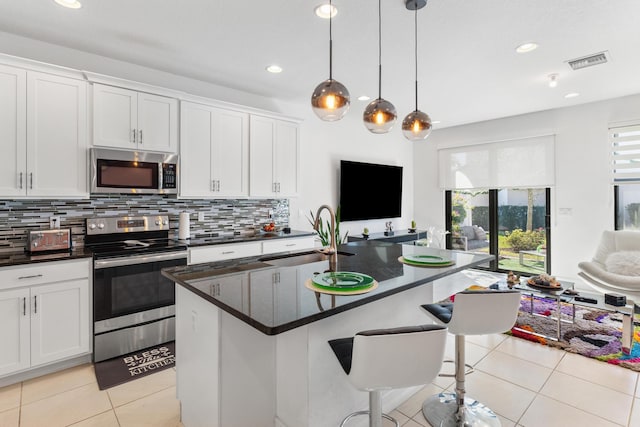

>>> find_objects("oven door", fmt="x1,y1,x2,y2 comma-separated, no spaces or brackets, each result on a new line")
93,251,187,327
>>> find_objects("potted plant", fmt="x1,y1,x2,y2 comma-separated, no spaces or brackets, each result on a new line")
409,220,416,233
363,227,369,239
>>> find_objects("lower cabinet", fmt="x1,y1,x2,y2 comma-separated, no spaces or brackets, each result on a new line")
0,259,91,378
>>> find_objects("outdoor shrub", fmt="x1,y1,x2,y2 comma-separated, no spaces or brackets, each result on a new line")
471,206,489,230
506,228,546,252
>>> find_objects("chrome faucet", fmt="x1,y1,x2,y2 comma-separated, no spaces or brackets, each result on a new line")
313,204,336,255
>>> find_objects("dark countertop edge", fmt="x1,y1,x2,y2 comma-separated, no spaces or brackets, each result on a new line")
0,249,94,267
179,230,315,247
165,253,493,336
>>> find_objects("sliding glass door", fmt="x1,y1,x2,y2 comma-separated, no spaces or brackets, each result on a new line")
446,188,551,275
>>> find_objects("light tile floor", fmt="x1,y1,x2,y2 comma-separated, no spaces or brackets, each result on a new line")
1,270,639,426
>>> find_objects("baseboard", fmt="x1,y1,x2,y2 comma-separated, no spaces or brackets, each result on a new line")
0,353,92,388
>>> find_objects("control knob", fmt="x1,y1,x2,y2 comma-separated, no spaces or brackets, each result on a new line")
88,224,96,230
97,223,105,229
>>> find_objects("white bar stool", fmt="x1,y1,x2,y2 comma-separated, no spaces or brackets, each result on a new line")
420,289,521,427
329,324,447,427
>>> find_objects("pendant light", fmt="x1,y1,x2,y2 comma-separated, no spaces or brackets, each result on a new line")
311,0,350,121
363,0,397,134
402,0,432,141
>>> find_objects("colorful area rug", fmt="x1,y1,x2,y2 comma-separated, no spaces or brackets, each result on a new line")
443,286,640,372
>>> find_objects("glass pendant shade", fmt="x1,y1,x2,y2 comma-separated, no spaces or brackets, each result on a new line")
402,109,432,141
311,78,350,121
363,98,397,134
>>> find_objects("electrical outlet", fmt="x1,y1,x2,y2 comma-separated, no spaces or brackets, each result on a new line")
198,212,205,222
269,209,274,219
49,216,60,229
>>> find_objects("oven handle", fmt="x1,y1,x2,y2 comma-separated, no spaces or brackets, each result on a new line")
94,251,188,269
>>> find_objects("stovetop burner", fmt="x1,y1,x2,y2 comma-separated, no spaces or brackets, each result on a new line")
85,215,187,259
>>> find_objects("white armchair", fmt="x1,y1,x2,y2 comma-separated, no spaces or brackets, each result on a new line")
578,230,640,299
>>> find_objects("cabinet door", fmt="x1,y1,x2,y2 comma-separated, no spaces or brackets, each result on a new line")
26,72,88,197
138,92,178,153
0,64,26,197
0,288,30,376
213,109,249,197
249,116,276,197
273,269,298,324
274,120,299,197
180,102,214,197
30,278,90,367
248,270,275,325
215,274,248,314
93,84,137,149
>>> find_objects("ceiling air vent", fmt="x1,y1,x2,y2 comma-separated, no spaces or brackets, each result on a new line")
567,51,609,70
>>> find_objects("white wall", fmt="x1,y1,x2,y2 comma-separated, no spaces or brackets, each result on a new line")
1,32,416,239
414,94,640,285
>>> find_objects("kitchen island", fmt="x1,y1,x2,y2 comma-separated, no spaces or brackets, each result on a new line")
163,241,493,427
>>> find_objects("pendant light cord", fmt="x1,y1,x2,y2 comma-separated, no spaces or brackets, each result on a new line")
414,6,418,111
378,0,382,99
329,0,333,80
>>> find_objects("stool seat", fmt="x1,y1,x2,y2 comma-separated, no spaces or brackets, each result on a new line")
421,289,521,427
329,324,447,427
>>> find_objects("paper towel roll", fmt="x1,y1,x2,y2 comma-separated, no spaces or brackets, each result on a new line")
178,212,190,240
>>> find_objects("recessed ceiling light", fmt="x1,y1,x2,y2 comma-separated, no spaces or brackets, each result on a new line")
357,95,370,101
515,42,538,53
54,0,82,9
266,65,283,74
548,74,559,88
564,92,580,99
315,4,337,19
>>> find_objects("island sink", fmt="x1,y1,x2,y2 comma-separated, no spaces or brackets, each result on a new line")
259,249,355,267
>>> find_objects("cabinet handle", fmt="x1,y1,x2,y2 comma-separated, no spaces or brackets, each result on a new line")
132,129,135,143
272,182,276,192
211,180,216,192
132,129,137,143
34,295,37,314
19,172,23,189
23,297,26,316
18,274,43,280
276,182,281,193
30,173,33,189
221,251,235,254
216,180,220,192
139,129,143,144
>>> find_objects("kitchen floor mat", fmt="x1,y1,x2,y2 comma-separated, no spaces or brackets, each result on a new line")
94,341,175,390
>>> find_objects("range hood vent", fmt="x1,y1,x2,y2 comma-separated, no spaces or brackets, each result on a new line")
567,51,609,70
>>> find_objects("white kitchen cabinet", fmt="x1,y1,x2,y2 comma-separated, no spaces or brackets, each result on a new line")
180,102,249,198
0,259,91,378
0,288,30,377
93,83,178,153
0,64,26,197
261,236,315,255
30,279,90,367
249,115,300,197
248,268,298,325
188,242,262,265
0,65,88,198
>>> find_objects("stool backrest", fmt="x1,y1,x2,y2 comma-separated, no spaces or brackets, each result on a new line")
448,290,520,336
349,325,446,391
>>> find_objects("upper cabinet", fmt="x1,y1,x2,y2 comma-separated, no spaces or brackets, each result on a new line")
93,84,178,153
249,115,300,198
0,64,88,198
180,102,249,198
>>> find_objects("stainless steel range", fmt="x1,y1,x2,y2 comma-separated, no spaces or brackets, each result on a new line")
85,215,187,362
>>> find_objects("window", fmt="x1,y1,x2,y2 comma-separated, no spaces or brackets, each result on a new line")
611,124,640,229
446,188,551,275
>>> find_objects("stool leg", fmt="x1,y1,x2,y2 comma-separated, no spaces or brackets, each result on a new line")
370,390,382,427
422,335,501,427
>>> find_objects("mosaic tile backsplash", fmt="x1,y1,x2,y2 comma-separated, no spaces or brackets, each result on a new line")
0,195,289,253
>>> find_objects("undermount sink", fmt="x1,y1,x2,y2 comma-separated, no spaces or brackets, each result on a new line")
260,250,355,267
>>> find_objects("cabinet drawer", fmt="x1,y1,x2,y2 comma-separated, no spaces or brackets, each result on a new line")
0,259,91,291
261,237,315,255
189,242,262,265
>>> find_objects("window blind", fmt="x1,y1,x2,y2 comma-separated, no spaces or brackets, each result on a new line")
611,124,640,183
438,135,555,190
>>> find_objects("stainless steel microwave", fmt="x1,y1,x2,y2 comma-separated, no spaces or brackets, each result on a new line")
90,148,178,194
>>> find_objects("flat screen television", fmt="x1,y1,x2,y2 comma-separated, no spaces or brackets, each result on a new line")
339,160,403,221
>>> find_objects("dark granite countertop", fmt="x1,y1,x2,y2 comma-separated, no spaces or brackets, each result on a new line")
180,230,315,247
163,240,494,335
0,248,94,267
